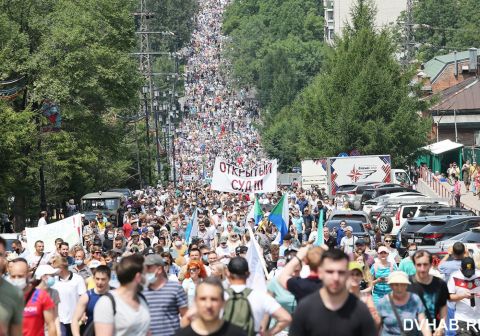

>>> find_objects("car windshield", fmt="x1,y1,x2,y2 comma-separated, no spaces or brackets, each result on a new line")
326,221,364,232
82,198,120,211
418,208,439,217
330,214,367,223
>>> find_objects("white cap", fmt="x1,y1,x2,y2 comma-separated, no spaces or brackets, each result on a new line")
35,265,59,280
345,226,353,232
216,208,223,214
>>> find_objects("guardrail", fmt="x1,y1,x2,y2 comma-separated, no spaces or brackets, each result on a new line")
419,167,480,215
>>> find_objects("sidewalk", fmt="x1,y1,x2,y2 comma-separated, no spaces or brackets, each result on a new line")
418,167,480,215
441,181,480,215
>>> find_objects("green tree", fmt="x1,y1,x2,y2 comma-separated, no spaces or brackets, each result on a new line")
265,0,430,170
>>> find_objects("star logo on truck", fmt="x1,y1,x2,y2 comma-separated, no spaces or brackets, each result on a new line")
348,166,362,182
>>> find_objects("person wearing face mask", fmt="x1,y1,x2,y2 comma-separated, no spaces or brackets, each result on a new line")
102,227,115,251
10,260,58,336
93,254,150,336
71,266,111,336
398,242,418,276
51,256,87,336
171,238,188,266
36,264,61,334
142,254,188,336
0,238,24,336
71,250,92,280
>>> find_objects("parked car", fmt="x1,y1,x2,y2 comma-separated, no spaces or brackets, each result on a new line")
325,219,371,245
335,183,374,210
412,216,480,246
362,192,425,215
377,202,449,234
433,207,477,216
328,210,373,230
359,186,413,207
422,228,480,257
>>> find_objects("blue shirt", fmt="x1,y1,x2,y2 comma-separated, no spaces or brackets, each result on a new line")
292,216,304,233
377,293,425,336
438,259,462,282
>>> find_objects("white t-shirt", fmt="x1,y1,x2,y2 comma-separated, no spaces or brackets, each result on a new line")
38,217,47,227
94,290,150,336
27,252,49,269
227,285,281,332
340,236,358,254
447,270,480,322
52,272,87,323
216,246,232,265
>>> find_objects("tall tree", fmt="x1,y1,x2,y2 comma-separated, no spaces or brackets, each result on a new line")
264,0,430,170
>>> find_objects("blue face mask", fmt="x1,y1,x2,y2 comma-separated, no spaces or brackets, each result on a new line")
75,259,84,267
202,255,209,264
146,272,156,284
46,277,56,288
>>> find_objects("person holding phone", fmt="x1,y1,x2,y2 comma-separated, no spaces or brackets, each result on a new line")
371,246,398,304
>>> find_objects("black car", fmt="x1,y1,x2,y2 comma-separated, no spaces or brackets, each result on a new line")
325,219,371,245
442,228,480,244
412,216,480,245
400,215,454,247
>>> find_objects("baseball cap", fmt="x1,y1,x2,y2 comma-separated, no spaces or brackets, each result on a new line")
461,257,476,278
228,257,249,276
144,254,165,266
35,265,59,280
355,239,366,246
216,208,223,214
378,246,390,254
220,236,228,243
348,261,363,273
131,231,140,236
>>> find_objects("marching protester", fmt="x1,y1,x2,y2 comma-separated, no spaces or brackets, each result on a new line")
289,249,376,336
71,265,111,336
143,254,188,336
93,254,150,335
175,277,246,336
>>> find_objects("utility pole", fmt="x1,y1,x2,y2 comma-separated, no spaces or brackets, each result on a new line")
403,0,414,68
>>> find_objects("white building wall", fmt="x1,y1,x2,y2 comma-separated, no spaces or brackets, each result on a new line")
324,0,407,42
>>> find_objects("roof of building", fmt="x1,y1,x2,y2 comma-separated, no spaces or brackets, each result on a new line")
422,139,463,155
423,50,471,83
432,78,480,111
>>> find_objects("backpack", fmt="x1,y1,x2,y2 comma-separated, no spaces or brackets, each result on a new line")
82,292,147,336
223,288,255,336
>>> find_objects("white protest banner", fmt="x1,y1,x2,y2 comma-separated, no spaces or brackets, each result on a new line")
26,214,83,253
211,157,277,193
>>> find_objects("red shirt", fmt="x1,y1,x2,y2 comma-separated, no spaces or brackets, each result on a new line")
123,222,132,238
23,289,55,336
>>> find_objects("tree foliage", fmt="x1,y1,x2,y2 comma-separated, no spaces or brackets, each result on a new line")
223,0,326,117
262,0,430,170
412,0,480,61
0,0,195,227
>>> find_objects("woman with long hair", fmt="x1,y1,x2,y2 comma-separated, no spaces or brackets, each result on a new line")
182,260,207,306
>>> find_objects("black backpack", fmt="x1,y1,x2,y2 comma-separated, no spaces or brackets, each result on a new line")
82,292,147,336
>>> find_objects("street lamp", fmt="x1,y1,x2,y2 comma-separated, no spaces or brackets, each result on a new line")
142,85,152,186
153,87,162,176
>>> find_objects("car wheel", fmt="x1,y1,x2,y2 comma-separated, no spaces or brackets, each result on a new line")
378,216,393,233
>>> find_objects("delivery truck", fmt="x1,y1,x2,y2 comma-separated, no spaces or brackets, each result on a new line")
302,155,411,195
301,159,328,191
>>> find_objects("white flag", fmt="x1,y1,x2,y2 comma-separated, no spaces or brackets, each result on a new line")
245,226,267,292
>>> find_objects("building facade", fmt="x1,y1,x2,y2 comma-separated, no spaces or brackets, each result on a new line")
324,0,407,42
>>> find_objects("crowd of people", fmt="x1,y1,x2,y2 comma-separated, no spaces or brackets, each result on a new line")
2,0,480,335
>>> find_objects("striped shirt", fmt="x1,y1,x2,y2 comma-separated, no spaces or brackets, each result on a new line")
143,281,188,336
